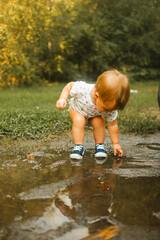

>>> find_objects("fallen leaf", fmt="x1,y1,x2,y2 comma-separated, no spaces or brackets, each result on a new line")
99,182,112,191
95,226,121,240
48,134,53,137
6,194,12,198
82,225,121,240
27,153,34,159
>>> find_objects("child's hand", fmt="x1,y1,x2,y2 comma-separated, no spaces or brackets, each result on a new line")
113,144,123,157
56,98,67,110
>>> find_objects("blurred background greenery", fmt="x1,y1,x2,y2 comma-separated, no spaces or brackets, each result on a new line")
0,0,160,88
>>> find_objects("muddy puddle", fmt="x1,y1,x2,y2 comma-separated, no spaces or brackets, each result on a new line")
0,135,160,240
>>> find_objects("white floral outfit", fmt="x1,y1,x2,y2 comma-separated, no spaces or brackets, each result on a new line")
69,81,118,122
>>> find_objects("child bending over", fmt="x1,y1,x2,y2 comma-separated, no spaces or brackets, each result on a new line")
56,70,130,160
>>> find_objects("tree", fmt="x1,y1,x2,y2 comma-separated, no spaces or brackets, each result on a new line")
0,0,160,87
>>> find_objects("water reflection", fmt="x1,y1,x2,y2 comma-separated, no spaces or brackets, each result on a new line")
0,150,160,240
16,158,121,239
53,158,122,236
11,157,122,240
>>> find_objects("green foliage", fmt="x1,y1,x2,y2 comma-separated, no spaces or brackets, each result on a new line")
0,0,160,87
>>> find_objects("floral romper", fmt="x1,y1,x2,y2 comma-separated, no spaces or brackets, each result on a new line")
69,81,118,122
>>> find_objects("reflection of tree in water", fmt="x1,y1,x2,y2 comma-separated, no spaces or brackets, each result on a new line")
55,159,122,234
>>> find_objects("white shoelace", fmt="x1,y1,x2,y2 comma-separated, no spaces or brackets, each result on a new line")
96,144,105,150
74,145,83,151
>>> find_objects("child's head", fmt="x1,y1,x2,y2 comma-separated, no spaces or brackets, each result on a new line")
95,70,130,110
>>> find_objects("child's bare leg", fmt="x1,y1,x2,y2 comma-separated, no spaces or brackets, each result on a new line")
69,108,86,145
89,116,105,144
89,116,107,159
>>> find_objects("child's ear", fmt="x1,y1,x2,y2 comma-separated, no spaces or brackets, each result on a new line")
94,92,99,99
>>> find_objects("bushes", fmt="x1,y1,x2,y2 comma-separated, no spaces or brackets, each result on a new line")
0,0,160,87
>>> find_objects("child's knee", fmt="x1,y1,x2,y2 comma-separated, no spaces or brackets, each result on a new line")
90,116,104,127
73,114,86,127
70,109,86,127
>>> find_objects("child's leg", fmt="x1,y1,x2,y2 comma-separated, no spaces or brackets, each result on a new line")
69,108,86,145
89,116,105,144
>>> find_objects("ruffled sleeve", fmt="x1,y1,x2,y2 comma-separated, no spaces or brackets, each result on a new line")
70,81,86,97
106,110,118,122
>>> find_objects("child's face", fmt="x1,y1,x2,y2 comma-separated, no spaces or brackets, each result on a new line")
95,94,116,113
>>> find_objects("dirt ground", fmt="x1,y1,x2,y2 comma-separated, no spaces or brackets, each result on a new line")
49,130,160,159
0,130,160,240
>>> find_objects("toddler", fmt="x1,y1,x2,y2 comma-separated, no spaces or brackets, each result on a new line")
56,70,130,160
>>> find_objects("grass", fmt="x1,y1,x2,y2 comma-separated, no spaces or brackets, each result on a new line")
0,83,71,140
118,81,160,134
0,81,159,140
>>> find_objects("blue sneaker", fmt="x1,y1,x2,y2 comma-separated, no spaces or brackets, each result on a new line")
70,145,84,160
95,143,107,158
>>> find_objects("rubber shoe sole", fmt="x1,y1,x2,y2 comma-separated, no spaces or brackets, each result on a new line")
95,152,107,158
70,153,83,160
70,150,84,160
95,158,107,164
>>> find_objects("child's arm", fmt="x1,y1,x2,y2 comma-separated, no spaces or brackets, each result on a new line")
56,82,74,110
107,119,123,157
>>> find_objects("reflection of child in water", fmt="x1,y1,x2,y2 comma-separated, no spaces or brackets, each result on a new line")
56,70,130,160
55,158,122,234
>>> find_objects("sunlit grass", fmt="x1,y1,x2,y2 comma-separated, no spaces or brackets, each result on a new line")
0,83,71,139
0,83,66,111
118,81,160,134
0,81,159,139
129,81,159,111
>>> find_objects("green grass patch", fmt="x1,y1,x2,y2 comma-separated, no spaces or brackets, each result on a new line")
118,81,160,135
0,81,159,139
0,83,71,139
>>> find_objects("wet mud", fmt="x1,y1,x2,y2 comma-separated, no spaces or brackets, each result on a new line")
0,133,160,240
